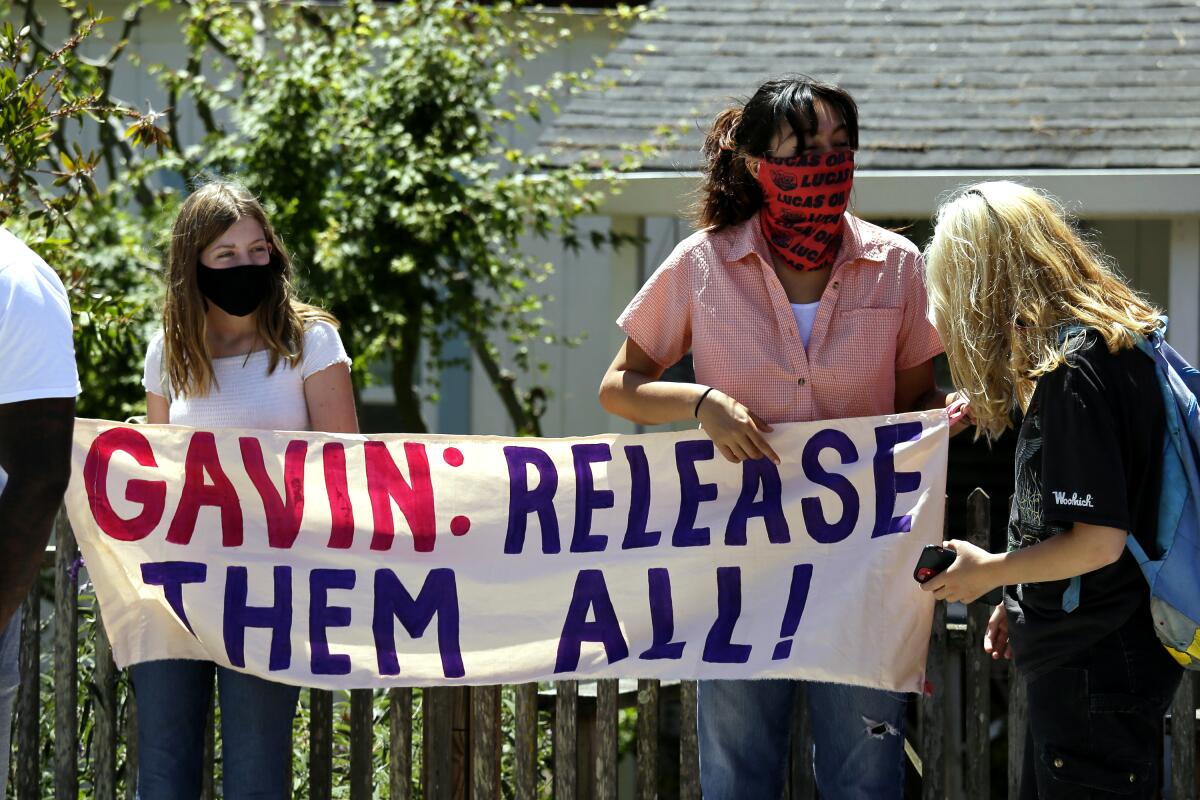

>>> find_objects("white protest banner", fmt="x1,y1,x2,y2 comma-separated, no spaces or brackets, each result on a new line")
65,411,947,692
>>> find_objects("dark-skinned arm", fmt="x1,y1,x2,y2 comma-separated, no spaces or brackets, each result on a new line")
0,397,75,630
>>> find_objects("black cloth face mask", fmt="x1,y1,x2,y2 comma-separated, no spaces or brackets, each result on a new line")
196,258,274,317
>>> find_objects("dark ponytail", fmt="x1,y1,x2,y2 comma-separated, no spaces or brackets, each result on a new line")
695,76,859,231
697,107,762,231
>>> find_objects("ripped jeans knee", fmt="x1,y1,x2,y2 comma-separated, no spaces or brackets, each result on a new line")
862,716,901,739
808,683,907,800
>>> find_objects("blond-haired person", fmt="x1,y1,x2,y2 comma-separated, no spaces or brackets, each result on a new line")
919,181,1181,799
135,180,358,799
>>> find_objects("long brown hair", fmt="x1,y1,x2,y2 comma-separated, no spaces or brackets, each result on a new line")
161,180,338,398
696,76,859,231
924,181,1161,440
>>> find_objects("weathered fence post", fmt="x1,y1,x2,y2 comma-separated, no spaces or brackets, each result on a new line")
679,680,700,800
471,685,500,798
452,687,471,799
595,679,619,800
1172,671,1198,800
555,680,579,800
389,687,413,800
309,688,333,800
94,612,119,800
424,687,454,800
349,688,374,799
16,577,41,800
513,683,539,800
578,683,596,797
636,679,659,800
964,489,992,799
54,510,79,800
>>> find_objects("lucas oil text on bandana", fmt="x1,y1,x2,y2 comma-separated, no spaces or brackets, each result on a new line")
757,149,854,272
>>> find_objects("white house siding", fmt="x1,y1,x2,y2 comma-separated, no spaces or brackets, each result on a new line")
1087,220,1171,312
1169,219,1200,365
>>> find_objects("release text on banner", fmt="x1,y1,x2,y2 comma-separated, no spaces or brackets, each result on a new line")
65,412,948,691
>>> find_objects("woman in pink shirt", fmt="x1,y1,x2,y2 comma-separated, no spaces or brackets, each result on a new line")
599,77,946,800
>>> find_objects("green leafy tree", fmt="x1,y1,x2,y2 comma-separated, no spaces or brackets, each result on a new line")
1,1,171,419
162,0,653,433
6,0,658,432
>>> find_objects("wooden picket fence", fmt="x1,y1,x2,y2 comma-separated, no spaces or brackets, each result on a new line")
10,491,1200,799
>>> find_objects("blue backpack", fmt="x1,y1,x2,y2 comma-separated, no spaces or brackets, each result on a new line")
1124,321,1200,668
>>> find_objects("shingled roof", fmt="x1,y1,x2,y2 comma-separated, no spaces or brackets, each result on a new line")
541,0,1200,172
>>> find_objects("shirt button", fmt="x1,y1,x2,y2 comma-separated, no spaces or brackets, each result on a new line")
832,280,840,289
1053,758,1064,769
797,377,806,386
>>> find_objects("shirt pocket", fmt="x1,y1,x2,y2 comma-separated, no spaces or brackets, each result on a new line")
822,307,902,373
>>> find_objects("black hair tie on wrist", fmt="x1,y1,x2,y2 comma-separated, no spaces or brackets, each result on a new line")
694,387,715,418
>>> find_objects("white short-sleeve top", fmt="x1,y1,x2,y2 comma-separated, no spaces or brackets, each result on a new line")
0,228,80,404
143,320,350,432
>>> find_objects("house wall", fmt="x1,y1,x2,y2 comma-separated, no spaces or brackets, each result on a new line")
1169,219,1200,365
897,217,1171,311
1088,220,1171,310
32,7,1195,435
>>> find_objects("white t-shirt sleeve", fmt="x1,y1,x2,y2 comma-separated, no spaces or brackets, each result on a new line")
300,320,351,380
142,331,166,397
0,231,80,404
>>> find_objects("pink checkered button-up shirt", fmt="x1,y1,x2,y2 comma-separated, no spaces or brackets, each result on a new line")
618,213,944,425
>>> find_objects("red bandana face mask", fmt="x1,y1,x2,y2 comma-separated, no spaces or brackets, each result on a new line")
756,149,855,272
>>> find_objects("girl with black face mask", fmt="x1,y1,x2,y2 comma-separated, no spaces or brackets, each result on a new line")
134,180,358,800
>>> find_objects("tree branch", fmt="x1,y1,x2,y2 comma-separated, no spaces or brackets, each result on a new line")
173,0,253,73
13,3,157,207
389,293,429,434
19,0,42,78
465,329,542,437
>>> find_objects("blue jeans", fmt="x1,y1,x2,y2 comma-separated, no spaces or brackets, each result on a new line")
698,679,907,800
130,659,299,800
0,609,22,799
